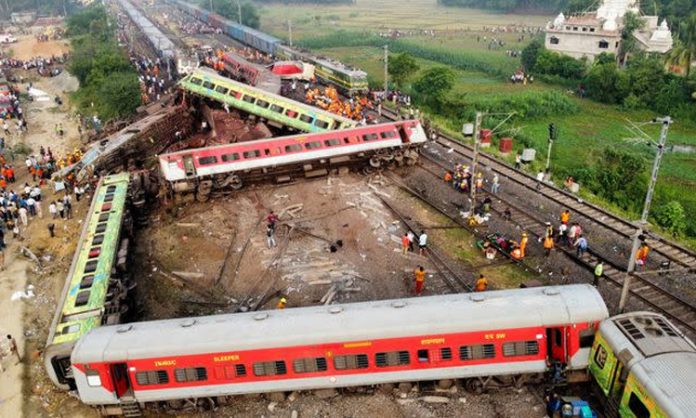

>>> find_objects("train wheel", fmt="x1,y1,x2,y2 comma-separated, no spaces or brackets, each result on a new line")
196,192,210,202
229,175,243,190
369,156,381,168
362,166,375,175
405,156,418,166
464,378,484,394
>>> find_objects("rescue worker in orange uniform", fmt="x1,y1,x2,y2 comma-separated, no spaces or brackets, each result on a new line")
402,233,410,255
475,274,488,292
414,266,426,296
519,232,528,258
511,245,523,260
543,235,555,256
444,171,453,183
560,209,570,225
276,297,287,309
636,243,650,269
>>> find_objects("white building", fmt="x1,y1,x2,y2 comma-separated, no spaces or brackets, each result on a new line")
544,0,672,62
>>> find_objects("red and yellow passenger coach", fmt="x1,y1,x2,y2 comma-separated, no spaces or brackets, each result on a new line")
70,285,607,414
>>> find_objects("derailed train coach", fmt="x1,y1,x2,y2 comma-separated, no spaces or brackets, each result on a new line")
70,285,608,415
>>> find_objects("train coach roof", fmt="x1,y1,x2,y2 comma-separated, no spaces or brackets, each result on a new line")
633,351,696,417
72,285,607,363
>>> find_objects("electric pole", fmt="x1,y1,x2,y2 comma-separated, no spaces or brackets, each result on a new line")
237,0,242,24
288,19,293,46
209,0,213,12
383,45,389,96
618,116,671,312
470,111,483,202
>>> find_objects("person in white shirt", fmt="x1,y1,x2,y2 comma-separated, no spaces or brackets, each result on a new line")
418,231,428,256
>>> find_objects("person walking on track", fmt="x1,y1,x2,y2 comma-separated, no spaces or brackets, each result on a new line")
414,266,426,296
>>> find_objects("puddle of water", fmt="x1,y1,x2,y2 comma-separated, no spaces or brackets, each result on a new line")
670,145,696,154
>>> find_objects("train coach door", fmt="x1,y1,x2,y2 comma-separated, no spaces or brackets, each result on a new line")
111,363,131,398
398,125,410,143
183,155,197,177
547,327,567,364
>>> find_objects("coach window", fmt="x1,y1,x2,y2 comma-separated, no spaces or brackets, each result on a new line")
235,364,247,377
98,213,110,222
324,138,341,147
96,222,107,234
253,360,287,376
270,104,284,114
202,81,216,90
243,150,261,159
362,133,379,141
61,323,80,335
299,114,314,124
256,99,270,109
459,344,495,360
315,120,330,129
375,351,410,367
440,347,453,361
86,370,102,387
104,193,114,202
380,131,398,139
502,341,539,357
293,357,328,374
228,89,240,98
594,345,607,369
174,367,208,383
198,156,218,166
628,393,650,418
344,136,359,144
84,260,98,273
305,141,322,150
222,153,240,162
135,370,169,386
91,234,104,245
333,354,369,370
75,290,90,306
242,95,256,104
417,349,429,363
285,109,299,119
285,144,303,153
189,77,202,86
80,275,94,289
215,85,229,95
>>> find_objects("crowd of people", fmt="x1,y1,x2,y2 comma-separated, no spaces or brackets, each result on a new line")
304,85,374,121
131,55,172,104
0,54,68,77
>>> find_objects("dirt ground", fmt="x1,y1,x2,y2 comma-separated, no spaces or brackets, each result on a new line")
2,33,70,61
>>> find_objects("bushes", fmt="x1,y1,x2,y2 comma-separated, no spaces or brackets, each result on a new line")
465,91,578,119
654,201,687,237
533,50,586,80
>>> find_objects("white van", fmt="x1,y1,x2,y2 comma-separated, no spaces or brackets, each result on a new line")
0,34,17,44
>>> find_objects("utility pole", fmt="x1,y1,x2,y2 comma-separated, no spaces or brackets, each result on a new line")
237,0,242,24
209,0,213,13
618,116,671,312
470,111,483,201
288,19,293,46
383,45,389,96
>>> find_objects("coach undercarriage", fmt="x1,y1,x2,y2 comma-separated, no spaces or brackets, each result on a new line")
101,372,545,416
169,147,421,203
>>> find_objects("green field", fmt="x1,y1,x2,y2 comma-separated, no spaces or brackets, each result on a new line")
257,1,696,245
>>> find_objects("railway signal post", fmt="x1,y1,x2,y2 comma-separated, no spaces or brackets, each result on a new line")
546,123,557,170
384,45,389,98
619,116,671,312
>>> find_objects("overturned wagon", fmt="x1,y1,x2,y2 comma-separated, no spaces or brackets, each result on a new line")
159,120,427,200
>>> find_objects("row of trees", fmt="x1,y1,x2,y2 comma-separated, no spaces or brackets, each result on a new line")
67,5,141,122
437,0,694,30
197,0,260,29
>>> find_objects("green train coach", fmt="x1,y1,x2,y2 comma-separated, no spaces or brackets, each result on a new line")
179,68,356,133
45,173,133,390
589,312,696,418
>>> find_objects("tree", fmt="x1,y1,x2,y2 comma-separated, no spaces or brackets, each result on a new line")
593,148,646,211
619,11,646,65
654,200,687,237
666,13,696,76
413,67,455,110
201,0,260,29
584,62,629,104
96,72,142,120
388,53,419,88
521,38,542,72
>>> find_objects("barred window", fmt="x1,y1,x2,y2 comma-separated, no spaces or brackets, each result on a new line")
315,119,330,129
256,99,270,109
222,153,240,162
459,344,495,360
324,138,341,147
189,77,202,86
174,367,208,382
243,150,261,159
214,85,229,95
375,351,410,367
285,144,303,153
270,104,284,113
502,341,539,357
299,114,314,124
380,131,399,139
334,354,368,370
135,370,169,385
305,141,322,150
362,133,379,141
440,347,453,361
202,81,215,90
293,357,328,374
198,156,218,166
242,95,256,104
253,361,287,376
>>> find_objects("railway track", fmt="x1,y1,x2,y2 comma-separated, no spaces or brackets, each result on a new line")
407,131,696,336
